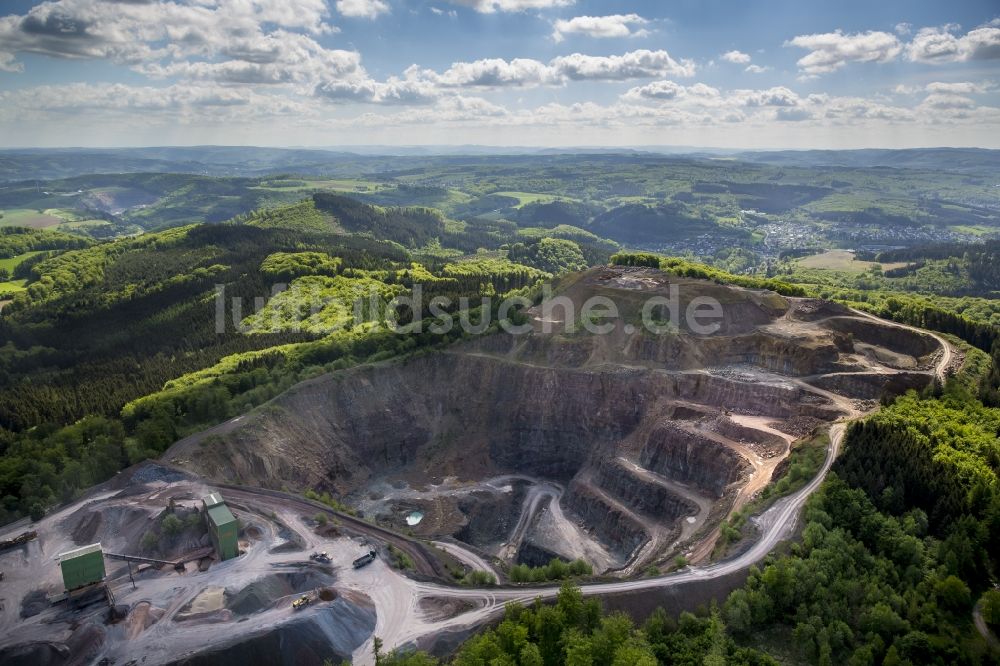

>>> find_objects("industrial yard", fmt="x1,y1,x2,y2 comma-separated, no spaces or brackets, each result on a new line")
0,468,416,665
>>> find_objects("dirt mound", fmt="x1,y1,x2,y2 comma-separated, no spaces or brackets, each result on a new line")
19,590,48,619
165,597,375,666
64,505,152,554
0,622,105,666
226,569,337,616
123,601,165,639
70,512,102,545
787,298,851,322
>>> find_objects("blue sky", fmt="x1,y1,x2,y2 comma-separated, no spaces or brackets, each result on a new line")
0,0,998,148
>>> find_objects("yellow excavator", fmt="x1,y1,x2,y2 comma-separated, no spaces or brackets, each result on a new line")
292,594,312,610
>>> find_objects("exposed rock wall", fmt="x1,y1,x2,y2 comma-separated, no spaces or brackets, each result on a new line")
593,459,697,523
639,422,749,497
564,483,649,558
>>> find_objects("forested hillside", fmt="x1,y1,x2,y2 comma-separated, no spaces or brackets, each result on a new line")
0,195,600,523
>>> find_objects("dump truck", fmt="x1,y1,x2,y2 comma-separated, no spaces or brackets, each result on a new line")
292,594,312,610
352,550,377,569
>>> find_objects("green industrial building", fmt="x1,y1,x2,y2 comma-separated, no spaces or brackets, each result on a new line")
203,492,239,561
57,542,105,591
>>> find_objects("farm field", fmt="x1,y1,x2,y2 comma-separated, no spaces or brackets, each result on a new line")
795,249,909,273
0,208,64,228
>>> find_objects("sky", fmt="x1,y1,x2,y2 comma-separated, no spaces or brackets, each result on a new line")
0,0,998,149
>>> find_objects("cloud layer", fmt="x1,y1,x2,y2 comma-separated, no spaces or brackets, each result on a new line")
552,14,649,42
0,1,998,147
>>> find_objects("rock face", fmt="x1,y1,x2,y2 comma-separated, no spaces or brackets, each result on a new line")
639,422,749,498
564,483,650,557
593,458,698,521
167,266,937,571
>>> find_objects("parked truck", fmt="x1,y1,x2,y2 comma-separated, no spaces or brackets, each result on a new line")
352,550,377,569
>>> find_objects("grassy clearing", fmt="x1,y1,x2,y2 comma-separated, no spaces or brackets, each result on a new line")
951,224,996,236
490,191,577,207
0,279,27,295
0,209,64,228
796,249,908,273
56,219,112,232
802,192,918,216
0,250,44,273
256,178,386,192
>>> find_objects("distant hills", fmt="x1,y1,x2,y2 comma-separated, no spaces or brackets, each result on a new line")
2,146,999,182
733,148,1000,173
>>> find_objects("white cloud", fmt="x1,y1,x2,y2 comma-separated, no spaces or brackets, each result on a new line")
317,76,439,105
620,81,799,113
924,81,995,94
906,24,1000,62
920,93,977,110
420,57,561,87
336,0,390,19
408,49,695,90
733,86,800,107
0,82,319,121
3,78,999,147
0,52,21,73
551,49,696,80
894,22,912,36
786,30,902,76
745,64,771,74
430,7,458,17
720,50,751,64
136,31,362,88
552,14,649,42
620,80,686,101
447,0,574,13
0,0,335,69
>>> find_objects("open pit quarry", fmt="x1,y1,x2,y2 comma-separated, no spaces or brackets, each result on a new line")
0,266,952,665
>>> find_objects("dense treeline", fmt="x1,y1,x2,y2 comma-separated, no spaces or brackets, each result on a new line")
0,220,409,518
0,226,91,258
440,217,519,253
848,295,999,353
514,224,619,266
509,558,592,583
313,192,446,247
376,583,776,666
507,238,588,275
513,200,603,229
590,202,742,245
723,474,992,665
967,242,1000,292
874,242,992,265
